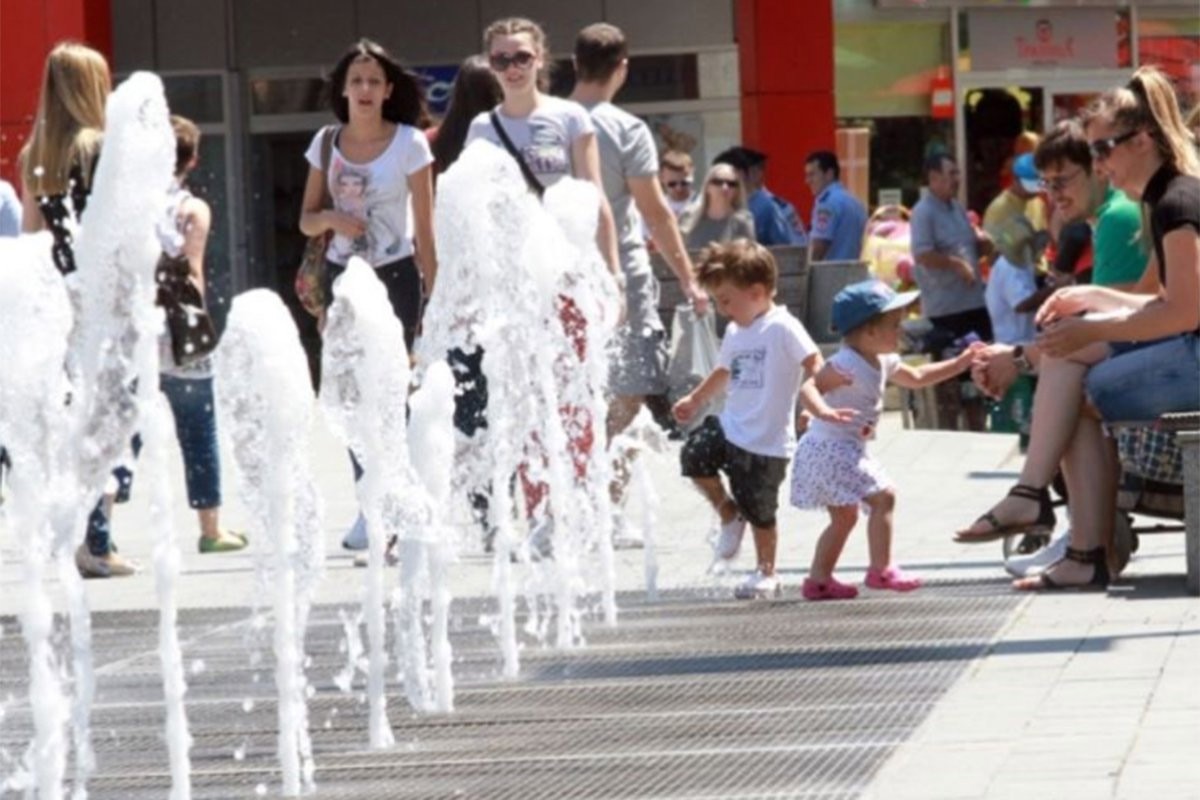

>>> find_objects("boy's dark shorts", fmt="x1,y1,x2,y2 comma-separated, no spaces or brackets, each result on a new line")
680,416,788,529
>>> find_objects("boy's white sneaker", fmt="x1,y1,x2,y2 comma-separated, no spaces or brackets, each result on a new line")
733,570,781,600
714,516,747,560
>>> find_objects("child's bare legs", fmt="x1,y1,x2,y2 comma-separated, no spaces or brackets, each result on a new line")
808,505,858,582
864,489,896,571
750,524,777,577
690,476,738,524
863,488,921,590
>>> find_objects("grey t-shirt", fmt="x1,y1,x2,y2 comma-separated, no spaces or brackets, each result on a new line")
909,193,986,318
466,96,594,190
582,101,657,278
683,209,756,251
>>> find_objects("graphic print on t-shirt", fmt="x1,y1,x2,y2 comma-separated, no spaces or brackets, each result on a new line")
523,121,571,177
730,348,766,389
330,158,403,261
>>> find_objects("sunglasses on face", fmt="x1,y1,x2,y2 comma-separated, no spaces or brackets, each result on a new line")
709,178,738,189
665,180,693,189
1088,129,1137,161
488,51,536,71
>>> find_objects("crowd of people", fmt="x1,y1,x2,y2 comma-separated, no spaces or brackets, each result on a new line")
4,20,1197,600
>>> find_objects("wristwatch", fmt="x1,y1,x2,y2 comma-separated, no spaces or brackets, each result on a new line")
1013,344,1034,375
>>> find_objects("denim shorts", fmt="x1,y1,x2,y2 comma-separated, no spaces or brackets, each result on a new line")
1087,334,1200,422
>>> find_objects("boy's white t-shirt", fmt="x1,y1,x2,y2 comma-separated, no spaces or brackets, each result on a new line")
304,123,433,266
718,305,819,458
806,348,901,443
985,255,1038,345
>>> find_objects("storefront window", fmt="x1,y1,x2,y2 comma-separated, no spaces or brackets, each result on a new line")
1138,15,1199,109
837,116,953,210
836,21,950,118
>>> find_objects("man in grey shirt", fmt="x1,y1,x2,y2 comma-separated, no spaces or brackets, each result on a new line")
570,22,708,528
910,153,994,429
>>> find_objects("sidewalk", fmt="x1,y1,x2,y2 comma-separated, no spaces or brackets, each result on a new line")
1,411,1196,798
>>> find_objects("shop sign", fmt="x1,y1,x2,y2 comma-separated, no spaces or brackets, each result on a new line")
969,9,1118,71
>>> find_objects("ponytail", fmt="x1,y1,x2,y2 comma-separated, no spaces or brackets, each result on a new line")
1127,67,1200,177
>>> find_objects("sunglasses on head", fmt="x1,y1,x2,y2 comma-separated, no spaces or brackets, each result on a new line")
488,51,536,71
665,179,693,189
709,178,739,189
1088,129,1137,161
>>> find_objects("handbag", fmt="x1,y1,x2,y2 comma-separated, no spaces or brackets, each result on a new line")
490,111,545,198
156,249,218,367
666,304,723,433
294,125,338,316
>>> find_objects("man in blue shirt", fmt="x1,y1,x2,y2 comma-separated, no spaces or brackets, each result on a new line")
713,146,806,246
804,151,867,261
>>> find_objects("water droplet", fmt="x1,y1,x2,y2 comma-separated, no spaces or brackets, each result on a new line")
255,783,267,796
242,698,255,712
189,659,205,675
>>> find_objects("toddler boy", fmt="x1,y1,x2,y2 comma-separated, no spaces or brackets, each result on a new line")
673,240,823,599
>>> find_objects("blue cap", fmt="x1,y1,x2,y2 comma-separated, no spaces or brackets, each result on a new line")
1013,153,1040,194
831,279,920,336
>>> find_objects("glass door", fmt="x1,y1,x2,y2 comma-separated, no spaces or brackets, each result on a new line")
960,86,1044,215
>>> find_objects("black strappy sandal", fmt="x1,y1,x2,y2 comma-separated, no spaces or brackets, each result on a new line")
954,484,1057,544
1018,546,1110,591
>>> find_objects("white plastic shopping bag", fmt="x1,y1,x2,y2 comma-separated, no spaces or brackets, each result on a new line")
666,304,723,433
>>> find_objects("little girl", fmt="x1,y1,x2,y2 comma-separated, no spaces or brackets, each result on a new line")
793,280,983,600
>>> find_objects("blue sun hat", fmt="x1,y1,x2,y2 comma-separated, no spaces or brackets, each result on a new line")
831,279,921,336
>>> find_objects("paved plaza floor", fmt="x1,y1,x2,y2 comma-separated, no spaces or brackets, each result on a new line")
1,412,1197,798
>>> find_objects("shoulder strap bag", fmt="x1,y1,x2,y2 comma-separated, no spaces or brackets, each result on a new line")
490,111,545,199
295,125,339,317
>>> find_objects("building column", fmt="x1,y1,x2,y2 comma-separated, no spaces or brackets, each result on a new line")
0,0,112,185
736,0,836,222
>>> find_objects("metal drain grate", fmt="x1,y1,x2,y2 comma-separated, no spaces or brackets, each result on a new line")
1,579,1020,799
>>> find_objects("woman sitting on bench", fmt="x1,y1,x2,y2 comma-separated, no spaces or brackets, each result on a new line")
956,66,1200,590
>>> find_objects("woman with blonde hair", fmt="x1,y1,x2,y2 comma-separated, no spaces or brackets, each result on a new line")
956,67,1200,591
19,41,110,275
18,42,141,578
680,161,756,250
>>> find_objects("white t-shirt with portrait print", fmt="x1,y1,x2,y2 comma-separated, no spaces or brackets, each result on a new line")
304,123,432,267
464,96,594,190
717,305,819,459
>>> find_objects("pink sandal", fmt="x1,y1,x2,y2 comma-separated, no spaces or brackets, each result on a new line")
865,566,922,592
802,576,859,601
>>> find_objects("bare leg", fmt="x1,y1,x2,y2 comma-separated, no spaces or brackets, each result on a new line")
864,489,896,571
1014,409,1117,589
750,524,778,577
607,394,643,506
198,507,220,540
959,344,1108,537
809,505,858,582
690,476,737,524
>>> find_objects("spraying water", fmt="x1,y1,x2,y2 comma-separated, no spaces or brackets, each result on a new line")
216,290,324,795
0,72,178,799
419,140,621,673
